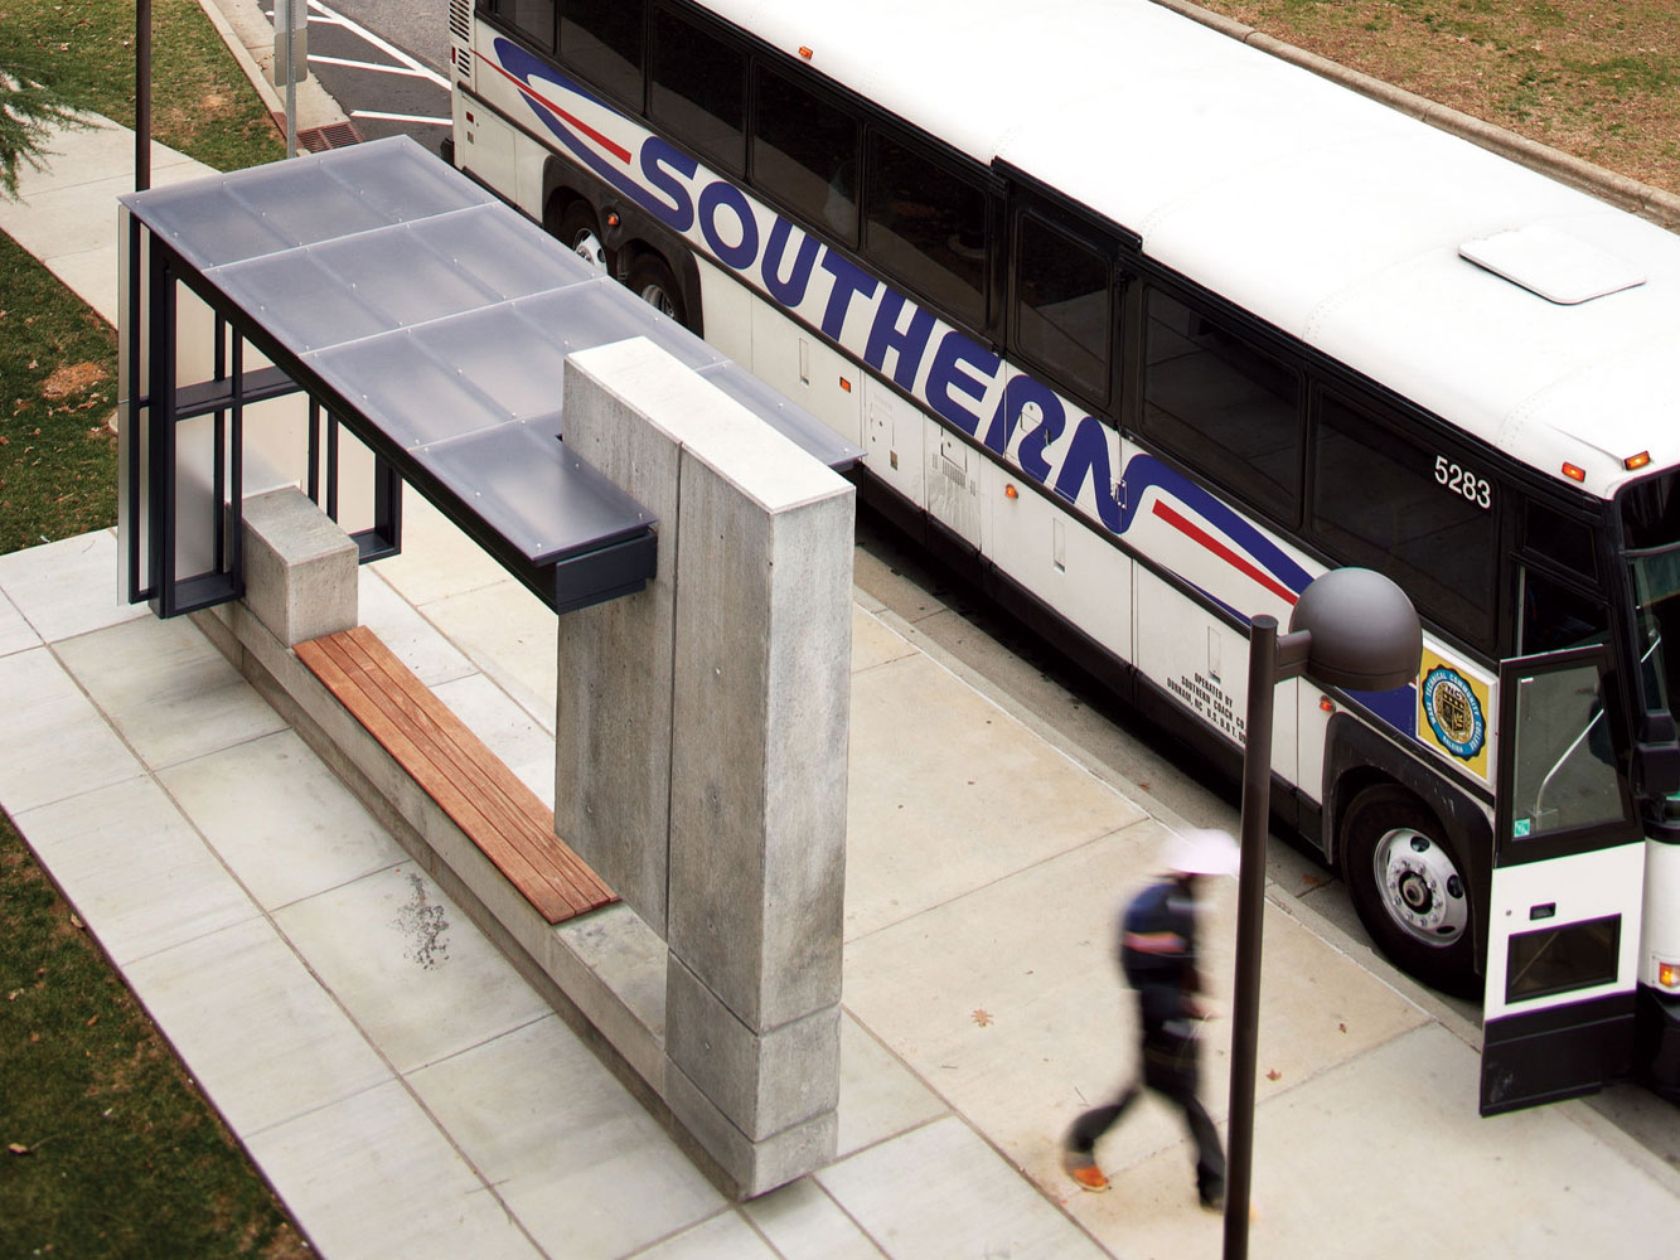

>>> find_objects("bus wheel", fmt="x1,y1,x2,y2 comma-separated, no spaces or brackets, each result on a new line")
557,202,606,271
1341,785,1479,998
627,254,688,328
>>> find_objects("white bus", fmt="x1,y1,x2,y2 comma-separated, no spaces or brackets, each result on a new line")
444,0,1680,1112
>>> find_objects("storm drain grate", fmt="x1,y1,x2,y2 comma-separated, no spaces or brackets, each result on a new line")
295,121,363,152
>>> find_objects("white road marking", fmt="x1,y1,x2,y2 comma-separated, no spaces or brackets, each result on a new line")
308,54,437,78
350,109,452,126
308,0,450,89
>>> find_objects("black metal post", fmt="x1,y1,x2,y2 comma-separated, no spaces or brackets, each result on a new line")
136,0,152,191
1224,614,1277,1260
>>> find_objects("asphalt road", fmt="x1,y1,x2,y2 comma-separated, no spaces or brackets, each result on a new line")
301,0,451,149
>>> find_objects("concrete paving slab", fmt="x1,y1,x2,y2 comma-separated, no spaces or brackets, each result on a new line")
274,863,553,1074
850,604,916,675
367,493,506,606
431,672,556,807
632,1210,778,1258
123,917,392,1137
244,1078,543,1260
0,115,199,199
0,647,142,814
356,567,475,687
55,615,288,770
844,651,1146,940
851,547,949,623
835,1012,948,1159
0,530,146,643
12,777,258,966
742,1177,887,1259
0,589,38,657
421,578,558,731
818,1116,1106,1259
158,729,404,910
408,1016,723,1259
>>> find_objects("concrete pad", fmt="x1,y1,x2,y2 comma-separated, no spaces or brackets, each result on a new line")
357,567,474,687
368,493,506,607
851,547,949,623
123,917,391,1136
55,615,288,769
159,729,403,909
844,652,1146,940
245,1079,542,1260
408,1016,723,1259
850,604,916,674
431,672,555,807
818,1116,1106,1258
0,116,199,199
0,530,146,643
835,1012,948,1159
273,863,552,1074
12,777,258,965
843,819,1429,1193
422,578,557,730
634,1211,778,1258
0,647,141,814
0,589,38,657
742,1177,886,1259
38,247,122,327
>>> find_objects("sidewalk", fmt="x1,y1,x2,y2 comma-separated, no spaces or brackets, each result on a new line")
4,99,1680,1260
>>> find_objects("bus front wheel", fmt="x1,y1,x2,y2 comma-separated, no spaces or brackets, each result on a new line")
557,201,606,271
1342,785,1479,998
627,254,688,328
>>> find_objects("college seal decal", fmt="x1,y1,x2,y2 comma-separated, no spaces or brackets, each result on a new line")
1422,665,1485,761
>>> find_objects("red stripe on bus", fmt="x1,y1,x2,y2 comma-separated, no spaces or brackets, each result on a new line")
475,53,633,164
1151,500,1298,606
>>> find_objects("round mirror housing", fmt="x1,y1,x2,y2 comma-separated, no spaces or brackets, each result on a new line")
1288,568,1421,692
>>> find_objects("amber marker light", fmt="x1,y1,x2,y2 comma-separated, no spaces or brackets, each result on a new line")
1004,483,1019,500
1319,696,1336,714
799,46,814,60
1626,451,1653,471
1660,960,1680,990
1562,462,1587,482
605,210,621,228
839,376,852,393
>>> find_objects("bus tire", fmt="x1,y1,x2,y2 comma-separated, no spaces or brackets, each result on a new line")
1341,784,1480,998
627,254,689,328
556,201,606,271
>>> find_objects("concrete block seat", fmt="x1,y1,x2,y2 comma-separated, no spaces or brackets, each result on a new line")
296,625,613,923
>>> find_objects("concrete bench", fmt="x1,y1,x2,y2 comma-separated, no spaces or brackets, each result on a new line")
295,625,614,924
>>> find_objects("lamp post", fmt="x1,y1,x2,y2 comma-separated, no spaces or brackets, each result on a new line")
1223,568,1421,1260
136,0,151,190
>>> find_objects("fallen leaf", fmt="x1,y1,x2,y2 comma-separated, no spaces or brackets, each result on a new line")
972,1009,994,1028
1266,1068,1282,1081
1338,1022,1348,1034
84,1014,98,1028
6,990,18,1001
1299,873,1330,891
7,1143,30,1156
69,913,84,930
29,1032,40,1044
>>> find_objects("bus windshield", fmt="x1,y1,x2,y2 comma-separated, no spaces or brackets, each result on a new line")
1620,468,1680,724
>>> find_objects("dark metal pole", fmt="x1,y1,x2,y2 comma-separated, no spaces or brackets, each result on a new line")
1224,613,1277,1260
136,0,152,190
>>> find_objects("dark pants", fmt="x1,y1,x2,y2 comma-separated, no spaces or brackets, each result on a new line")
1068,1007,1226,1201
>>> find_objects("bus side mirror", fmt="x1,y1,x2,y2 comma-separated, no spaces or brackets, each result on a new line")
1635,712,1680,796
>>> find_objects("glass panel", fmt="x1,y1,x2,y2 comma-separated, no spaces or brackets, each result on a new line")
1144,289,1300,519
863,131,987,330
1629,543,1680,713
1524,501,1597,578
751,65,858,243
1016,214,1110,402
560,0,644,106
1506,914,1620,1002
1520,568,1608,655
650,7,745,171
1507,661,1624,841
498,0,555,51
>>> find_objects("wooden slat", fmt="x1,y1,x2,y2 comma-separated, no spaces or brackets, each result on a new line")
296,629,615,923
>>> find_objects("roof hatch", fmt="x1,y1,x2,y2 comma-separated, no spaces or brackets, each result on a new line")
1459,224,1646,305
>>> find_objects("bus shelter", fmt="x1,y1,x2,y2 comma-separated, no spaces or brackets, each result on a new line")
116,136,858,619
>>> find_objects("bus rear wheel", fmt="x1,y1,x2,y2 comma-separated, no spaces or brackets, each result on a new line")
1341,785,1479,998
556,201,606,271
627,254,688,328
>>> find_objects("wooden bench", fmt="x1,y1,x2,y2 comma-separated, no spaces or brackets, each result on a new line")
295,626,615,925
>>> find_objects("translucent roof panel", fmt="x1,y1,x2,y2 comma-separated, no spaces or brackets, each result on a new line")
304,328,517,450
512,282,726,368
409,304,578,422
407,208,598,301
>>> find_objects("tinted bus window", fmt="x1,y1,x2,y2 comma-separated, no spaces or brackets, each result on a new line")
1312,393,1496,644
487,0,555,51
1015,213,1110,403
560,0,643,106
863,131,987,331
651,7,746,172
752,65,859,244
1143,290,1300,520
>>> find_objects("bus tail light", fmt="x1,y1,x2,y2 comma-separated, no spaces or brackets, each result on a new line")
1625,451,1652,471
1660,960,1680,990
1562,462,1587,482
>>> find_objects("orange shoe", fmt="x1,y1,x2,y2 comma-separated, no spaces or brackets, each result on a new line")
1062,1151,1111,1193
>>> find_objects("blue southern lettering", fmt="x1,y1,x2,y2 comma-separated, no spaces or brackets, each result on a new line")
818,251,879,340
698,182,759,270
986,375,1063,458
1017,396,1067,483
639,140,696,232
864,291,937,391
925,333,999,438
761,218,820,307
1054,417,1124,531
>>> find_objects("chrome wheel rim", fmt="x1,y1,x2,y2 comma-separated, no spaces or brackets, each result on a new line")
571,230,606,271
1373,827,1468,947
638,283,678,318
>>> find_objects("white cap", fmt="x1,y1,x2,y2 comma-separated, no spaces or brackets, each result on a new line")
1161,828,1240,878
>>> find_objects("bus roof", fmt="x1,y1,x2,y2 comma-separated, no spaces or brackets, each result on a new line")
705,0,1680,502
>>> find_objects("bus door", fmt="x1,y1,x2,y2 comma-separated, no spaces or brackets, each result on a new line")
1482,645,1644,1113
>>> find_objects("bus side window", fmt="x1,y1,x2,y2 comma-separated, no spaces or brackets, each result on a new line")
486,0,556,52
751,64,860,246
863,131,988,333
1520,567,1608,654
1310,392,1496,647
650,5,746,173
1523,500,1598,580
560,0,645,109
1013,213,1111,406
1142,288,1301,522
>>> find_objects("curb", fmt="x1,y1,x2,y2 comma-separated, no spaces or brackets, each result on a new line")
1151,0,1680,232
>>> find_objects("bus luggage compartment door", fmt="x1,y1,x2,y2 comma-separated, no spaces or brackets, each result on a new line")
1482,645,1644,1114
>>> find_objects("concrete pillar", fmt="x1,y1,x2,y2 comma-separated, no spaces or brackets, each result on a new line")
559,338,854,1194
241,486,358,647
